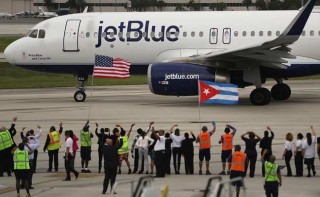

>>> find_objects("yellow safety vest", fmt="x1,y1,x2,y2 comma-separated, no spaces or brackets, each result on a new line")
0,130,14,150
118,136,129,154
81,130,92,147
14,150,30,170
47,131,61,151
265,162,279,182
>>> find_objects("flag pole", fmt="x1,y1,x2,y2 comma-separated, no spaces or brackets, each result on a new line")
198,79,201,133
87,60,96,121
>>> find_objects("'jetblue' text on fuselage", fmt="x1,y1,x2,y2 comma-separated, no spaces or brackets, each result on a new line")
95,20,180,47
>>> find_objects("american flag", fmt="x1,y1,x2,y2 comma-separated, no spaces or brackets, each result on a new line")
93,54,130,78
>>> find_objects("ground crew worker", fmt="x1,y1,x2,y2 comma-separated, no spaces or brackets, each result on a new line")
43,122,63,172
0,116,17,177
80,120,94,173
196,121,216,175
261,150,282,197
229,145,246,197
12,142,33,197
117,123,134,174
219,124,237,175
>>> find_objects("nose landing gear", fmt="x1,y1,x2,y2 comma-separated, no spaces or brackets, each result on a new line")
74,75,88,102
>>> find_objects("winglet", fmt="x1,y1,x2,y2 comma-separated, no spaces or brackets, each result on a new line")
284,0,316,36
83,6,88,13
263,0,316,47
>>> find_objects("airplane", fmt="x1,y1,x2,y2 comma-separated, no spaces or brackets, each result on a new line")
37,7,58,18
4,0,320,105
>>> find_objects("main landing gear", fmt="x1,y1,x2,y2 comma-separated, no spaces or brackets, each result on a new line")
74,75,88,102
249,80,291,106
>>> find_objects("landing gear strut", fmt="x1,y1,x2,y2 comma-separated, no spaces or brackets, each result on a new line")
74,75,88,102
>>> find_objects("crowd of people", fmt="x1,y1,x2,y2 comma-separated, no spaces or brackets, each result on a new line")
1,117,320,196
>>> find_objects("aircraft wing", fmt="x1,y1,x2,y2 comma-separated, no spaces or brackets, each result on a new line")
168,0,316,70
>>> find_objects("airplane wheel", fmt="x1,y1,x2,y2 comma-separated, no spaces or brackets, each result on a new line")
74,90,86,102
271,83,291,100
250,88,271,106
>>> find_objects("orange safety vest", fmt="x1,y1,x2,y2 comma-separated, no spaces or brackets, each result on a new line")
222,133,233,150
230,151,246,172
198,132,211,149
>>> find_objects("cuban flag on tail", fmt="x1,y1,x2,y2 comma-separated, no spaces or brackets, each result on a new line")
199,80,239,105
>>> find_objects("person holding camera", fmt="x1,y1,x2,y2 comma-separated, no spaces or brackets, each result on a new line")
63,130,79,181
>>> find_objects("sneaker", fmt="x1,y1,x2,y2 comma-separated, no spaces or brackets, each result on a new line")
199,170,202,175
81,169,86,173
86,169,91,173
46,169,52,172
128,169,132,174
313,171,316,176
227,171,230,175
219,171,226,175
75,172,79,180
146,171,149,174
206,170,212,175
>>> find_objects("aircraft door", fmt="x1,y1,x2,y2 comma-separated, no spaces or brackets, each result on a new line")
209,28,218,44
222,28,231,44
63,19,81,52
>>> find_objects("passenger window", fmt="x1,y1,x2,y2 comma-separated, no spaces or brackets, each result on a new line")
175,32,179,37
302,31,305,36
158,32,163,37
242,31,246,37
110,32,114,38
166,32,170,37
102,32,106,38
118,32,123,38
142,32,147,37
183,32,187,37
310,30,314,36
94,32,98,38
150,32,155,37
134,32,139,37
276,31,280,36
212,31,216,37
259,31,263,36
38,29,45,38
28,29,38,38
86,32,90,38
126,32,131,38
318,30,320,36
251,31,255,37
199,32,203,37
191,32,195,37
267,31,272,36
234,31,238,37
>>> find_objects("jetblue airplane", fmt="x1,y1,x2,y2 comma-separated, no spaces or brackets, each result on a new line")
4,0,320,105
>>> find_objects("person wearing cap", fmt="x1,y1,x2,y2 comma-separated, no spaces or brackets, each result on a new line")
43,122,63,172
261,150,282,197
0,116,17,177
80,120,94,173
170,124,184,174
219,124,237,175
259,126,274,176
12,142,33,197
20,125,42,174
196,121,216,175
229,145,246,197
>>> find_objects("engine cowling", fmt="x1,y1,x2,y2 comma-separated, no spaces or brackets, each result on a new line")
148,62,230,96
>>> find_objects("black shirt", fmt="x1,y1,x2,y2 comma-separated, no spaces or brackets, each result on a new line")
181,134,196,154
260,132,274,153
103,140,123,169
242,137,260,155
165,138,172,151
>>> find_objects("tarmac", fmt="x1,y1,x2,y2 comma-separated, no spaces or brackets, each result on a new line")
0,81,320,197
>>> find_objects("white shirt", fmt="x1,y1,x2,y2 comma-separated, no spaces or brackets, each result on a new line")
171,133,183,148
154,136,165,151
65,137,73,154
304,136,316,159
25,139,40,160
284,140,293,151
295,139,304,151
137,136,154,149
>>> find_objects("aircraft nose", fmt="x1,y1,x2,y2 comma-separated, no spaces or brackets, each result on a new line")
4,43,16,64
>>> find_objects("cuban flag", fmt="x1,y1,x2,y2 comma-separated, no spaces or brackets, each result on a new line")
199,80,239,105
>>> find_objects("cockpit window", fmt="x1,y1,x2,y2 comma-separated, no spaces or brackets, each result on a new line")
38,30,45,38
28,29,38,38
